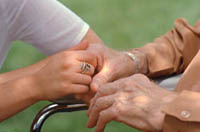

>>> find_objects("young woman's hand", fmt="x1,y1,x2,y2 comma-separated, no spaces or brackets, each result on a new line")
32,50,97,101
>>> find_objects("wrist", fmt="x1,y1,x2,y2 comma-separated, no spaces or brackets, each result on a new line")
25,74,43,102
123,51,139,73
123,50,148,74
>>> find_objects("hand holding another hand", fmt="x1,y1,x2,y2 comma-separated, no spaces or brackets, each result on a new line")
31,50,97,101
76,43,148,103
86,44,147,92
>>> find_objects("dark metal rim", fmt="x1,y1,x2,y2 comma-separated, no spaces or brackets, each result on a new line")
30,103,88,132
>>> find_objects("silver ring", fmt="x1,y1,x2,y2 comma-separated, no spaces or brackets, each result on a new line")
81,62,91,74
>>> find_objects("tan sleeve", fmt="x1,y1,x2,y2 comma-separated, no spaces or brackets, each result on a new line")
162,91,200,132
137,18,200,78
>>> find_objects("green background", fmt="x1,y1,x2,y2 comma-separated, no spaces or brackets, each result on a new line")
0,0,200,132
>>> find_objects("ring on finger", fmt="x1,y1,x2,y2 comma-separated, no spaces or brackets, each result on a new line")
81,62,91,74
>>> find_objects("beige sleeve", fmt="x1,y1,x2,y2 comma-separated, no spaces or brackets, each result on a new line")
161,50,200,132
137,18,200,78
161,91,200,132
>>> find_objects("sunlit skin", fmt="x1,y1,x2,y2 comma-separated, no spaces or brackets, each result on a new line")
101,65,110,76
87,74,178,132
75,44,147,104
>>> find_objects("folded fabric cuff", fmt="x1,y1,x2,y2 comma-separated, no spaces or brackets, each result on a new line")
162,90,200,122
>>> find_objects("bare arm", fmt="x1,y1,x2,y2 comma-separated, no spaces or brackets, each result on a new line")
0,29,104,84
0,27,105,122
0,0,104,121
0,58,49,84
0,74,38,121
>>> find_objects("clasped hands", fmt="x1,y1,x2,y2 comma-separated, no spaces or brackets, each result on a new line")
84,44,177,132
32,43,177,132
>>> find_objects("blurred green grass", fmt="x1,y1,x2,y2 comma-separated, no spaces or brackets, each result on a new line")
0,0,200,132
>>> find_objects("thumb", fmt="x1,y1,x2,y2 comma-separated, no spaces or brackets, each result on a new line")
90,66,113,92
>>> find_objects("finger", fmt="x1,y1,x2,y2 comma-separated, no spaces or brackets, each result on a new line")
88,82,118,114
75,92,94,105
67,73,92,85
86,44,104,72
96,53,104,72
87,95,115,128
75,51,97,67
95,107,117,132
76,62,95,76
69,84,90,94
90,65,113,92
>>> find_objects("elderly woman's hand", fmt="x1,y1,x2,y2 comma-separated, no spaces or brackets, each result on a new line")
75,44,142,103
86,44,148,92
87,74,177,132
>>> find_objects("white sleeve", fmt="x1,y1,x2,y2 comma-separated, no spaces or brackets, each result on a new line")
3,0,89,55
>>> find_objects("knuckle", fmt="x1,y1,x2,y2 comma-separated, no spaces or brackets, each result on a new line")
62,61,72,69
94,98,104,109
99,111,106,118
87,76,92,82
87,51,95,57
61,51,70,59
61,82,70,89
113,103,122,117
97,86,105,95
124,86,133,92
117,79,127,88
98,84,109,95
61,72,71,80
124,80,131,87
96,98,104,105
109,108,118,119
85,76,92,84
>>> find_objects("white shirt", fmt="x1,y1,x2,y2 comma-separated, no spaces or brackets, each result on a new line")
0,0,89,67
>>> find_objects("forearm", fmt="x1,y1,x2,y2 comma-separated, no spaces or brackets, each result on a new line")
0,27,104,83
0,57,49,121
0,75,39,122
82,29,104,45
71,29,104,51
0,57,49,84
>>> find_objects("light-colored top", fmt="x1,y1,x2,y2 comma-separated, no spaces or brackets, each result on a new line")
0,0,89,67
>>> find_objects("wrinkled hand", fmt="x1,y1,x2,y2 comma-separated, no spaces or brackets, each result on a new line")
76,43,148,104
87,74,177,132
76,44,141,103
32,50,97,101
87,44,138,91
